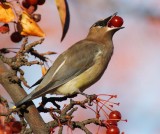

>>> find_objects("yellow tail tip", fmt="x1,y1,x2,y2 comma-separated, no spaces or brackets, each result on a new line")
12,106,17,109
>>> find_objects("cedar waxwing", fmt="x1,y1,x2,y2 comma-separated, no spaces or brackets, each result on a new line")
16,13,124,107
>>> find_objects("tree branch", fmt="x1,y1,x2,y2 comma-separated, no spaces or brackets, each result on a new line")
0,59,49,134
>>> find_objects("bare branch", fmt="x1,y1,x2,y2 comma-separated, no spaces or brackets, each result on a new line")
58,126,63,134
24,38,44,53
0,59,49,134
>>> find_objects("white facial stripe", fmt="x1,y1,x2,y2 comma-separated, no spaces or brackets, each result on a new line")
52,59,66,78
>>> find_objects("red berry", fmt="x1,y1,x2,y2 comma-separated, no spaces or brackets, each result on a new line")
0,0,6,3
26,0,38,5
108,16,123,27
106,120,117,126
38,0,45,5
27,5,38,14
106,126,120,134
109,110,121,122
32,14,41,22
9,121,22,133
10,32,23,43
22,0,30,8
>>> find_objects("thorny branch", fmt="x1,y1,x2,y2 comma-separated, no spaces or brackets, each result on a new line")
0,93,108,134
0,37,56,88
44,95,106,134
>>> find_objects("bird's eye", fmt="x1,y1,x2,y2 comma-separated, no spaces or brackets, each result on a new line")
94,21,105,27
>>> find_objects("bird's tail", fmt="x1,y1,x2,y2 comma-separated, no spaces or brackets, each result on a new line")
15,94,32,107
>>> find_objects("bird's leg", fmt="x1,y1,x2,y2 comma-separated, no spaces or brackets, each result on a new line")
66,93,77,98
78,91,96,106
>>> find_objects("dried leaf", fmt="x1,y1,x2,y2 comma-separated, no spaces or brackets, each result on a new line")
55,0,70,41
41,65,47,76
0,23,9,34
0,3,15,23
18,12,45,37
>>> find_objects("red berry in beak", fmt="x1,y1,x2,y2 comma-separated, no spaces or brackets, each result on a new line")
108,16,123,27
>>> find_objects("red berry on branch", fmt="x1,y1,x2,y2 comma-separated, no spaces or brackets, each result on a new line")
10,32,23,43
27,5,38,14
106,120,117,126
22,0,30,8
109,110,122,122
108,16,123,27
9,121,22,133
32,14,41,22
38,0,46,5
26,0,38,5
106,126,120,134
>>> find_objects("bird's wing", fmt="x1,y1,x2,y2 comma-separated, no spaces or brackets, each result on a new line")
31,40,102,98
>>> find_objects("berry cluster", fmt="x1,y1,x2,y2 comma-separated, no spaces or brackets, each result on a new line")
94,95,126,134
22,0,45,14
23,0,45,6
106,110,122,134
6,0,46,43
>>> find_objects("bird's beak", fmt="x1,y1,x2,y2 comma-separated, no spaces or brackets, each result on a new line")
102,13,117,27
106,12,124,30
92,12,124,30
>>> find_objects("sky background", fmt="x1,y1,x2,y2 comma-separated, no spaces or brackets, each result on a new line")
1,0,160,134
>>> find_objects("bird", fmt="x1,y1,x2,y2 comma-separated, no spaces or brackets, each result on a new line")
15,13,124,107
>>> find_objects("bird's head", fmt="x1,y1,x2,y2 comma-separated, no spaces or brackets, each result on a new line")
87,13,124,41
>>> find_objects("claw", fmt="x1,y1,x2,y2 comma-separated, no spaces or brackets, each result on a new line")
88,97,93,106
78,91,96,106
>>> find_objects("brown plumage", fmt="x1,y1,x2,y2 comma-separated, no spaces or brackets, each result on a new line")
16,13,124,107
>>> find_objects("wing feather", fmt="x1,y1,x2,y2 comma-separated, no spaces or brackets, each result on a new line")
31,40,101,98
